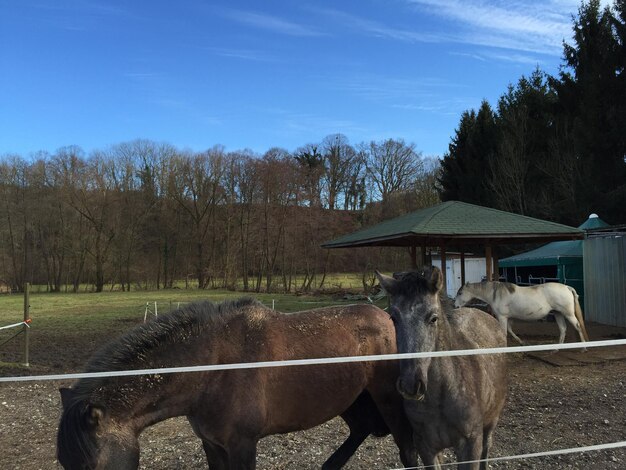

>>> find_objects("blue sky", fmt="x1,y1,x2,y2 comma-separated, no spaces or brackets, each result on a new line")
0,0,604,158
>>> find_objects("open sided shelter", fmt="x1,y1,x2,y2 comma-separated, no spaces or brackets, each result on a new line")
322,201,584,296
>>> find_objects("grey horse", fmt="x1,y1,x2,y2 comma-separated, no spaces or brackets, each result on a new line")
377,267,508,470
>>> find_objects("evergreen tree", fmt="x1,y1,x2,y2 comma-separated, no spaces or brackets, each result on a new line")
438,101,498,206
552,0,626,223
491,70,557,217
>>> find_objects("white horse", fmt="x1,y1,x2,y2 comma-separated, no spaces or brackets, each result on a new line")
454,281,589,346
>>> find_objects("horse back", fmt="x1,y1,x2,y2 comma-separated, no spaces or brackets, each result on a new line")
448,307,506,349
446,307,508,425
270,303,397,358
538,282,577,308
223,303,399,435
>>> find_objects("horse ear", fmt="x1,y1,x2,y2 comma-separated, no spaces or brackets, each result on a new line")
86,404,105,428
375,270,396,294
59,387,74,410
428,266,444,293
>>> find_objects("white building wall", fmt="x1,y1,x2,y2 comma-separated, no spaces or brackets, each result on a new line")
431,257,486,298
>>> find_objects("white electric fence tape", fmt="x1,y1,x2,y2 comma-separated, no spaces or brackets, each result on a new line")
0,338,624,383
0,337,624,467
390,440,626,469
0,321,30,331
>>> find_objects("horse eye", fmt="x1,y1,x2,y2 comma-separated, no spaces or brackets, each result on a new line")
429,315,438,324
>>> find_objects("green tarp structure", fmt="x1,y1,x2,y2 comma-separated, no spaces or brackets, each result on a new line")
499,240,584,268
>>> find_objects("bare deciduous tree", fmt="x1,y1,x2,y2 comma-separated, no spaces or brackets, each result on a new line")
364,138,424,211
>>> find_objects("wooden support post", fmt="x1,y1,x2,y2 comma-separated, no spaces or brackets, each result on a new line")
440,244,447,296
421,243,427,267
493,247,499,281
485,245,493,281
460,251,466,285
409,245,417,269
23,282,30,367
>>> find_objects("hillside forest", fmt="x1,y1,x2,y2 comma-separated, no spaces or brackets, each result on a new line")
1,0,624,293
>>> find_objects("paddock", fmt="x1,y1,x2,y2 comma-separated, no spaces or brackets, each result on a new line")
0,311,625,469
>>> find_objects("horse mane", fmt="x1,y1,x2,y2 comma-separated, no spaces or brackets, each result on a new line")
493,281,516,294
392,270,433,297
392,270,454,319
467,281,515,300
57,399,98,468
72,296,262,399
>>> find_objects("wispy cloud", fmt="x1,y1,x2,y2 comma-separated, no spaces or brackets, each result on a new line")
332,74,475,117
336,75,466,102
219,9,325,37
313,7,450,43
205,47,276,62
123,72,160,80
25,1,137,31
449,50,543,66
391,96,479,116
151,98,222,126
262,108,368,138
405,0,580,55
314,1,594,57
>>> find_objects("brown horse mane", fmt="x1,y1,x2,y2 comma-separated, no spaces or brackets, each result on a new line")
71,296,263,400
57,397,100,468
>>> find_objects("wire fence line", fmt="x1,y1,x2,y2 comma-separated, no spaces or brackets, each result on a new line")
1,338,624,384
0,337,624,467
389,440,626,469
0,320,31,331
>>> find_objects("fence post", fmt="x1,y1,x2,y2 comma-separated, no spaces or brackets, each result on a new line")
23,282,30,367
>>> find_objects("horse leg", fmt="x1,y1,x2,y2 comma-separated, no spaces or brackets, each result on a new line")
370,396,418,467
562,311,588,351
226,437,258,470
455,433,483,470
479,426,495,470
506,319,524,345
498,316,522,345
323,392,388,470
416,442,442,470
201,439,228,470
321,427,368,470
554,313,587,352
554,313,567,345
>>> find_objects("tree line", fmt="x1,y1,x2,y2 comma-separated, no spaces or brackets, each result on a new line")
438,0,626,226
4,0,623,293
0,136,439,293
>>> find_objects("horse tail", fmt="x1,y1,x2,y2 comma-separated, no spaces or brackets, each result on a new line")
569,287,589,342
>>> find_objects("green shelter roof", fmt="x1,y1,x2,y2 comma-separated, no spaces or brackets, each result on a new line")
578,214,610,230
499,213,610,268
322,201,583,248
499,240,583,267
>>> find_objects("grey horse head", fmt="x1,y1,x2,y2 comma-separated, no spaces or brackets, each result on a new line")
376,267,444,401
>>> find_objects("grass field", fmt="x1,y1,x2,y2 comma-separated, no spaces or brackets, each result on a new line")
0,284,384,370
22,272,369,296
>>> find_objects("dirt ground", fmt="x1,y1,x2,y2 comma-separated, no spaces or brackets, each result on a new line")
1,317,625,469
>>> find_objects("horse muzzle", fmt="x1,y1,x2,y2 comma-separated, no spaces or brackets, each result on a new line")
396,376,426,401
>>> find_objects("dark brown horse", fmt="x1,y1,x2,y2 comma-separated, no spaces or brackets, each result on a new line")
57,297,416,469
377,268,508,470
